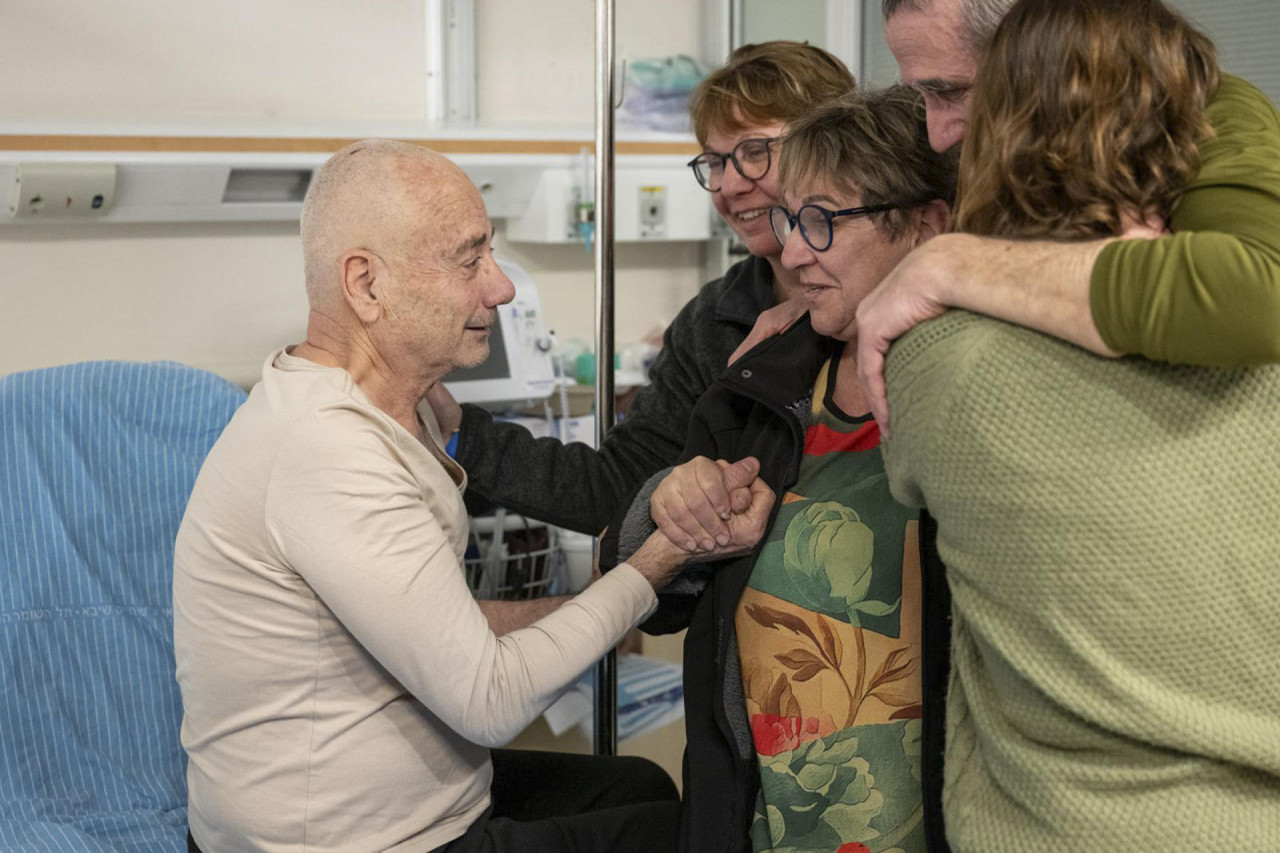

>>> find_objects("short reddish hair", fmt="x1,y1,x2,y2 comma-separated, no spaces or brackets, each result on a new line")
689,41,854,146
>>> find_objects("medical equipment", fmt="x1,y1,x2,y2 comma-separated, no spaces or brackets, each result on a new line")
504,159,712,244
593,0,620,756
5,162,117,220
464,510,564,599
0,152,713,241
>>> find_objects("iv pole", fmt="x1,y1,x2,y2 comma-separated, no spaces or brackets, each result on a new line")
592,0,619,756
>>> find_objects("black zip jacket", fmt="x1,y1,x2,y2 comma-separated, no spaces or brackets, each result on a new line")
603,316,951,853
603,316,832,853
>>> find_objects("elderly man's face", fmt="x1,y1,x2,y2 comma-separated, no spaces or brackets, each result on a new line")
885,0,978,153
382,177,515,379
777,180,915,341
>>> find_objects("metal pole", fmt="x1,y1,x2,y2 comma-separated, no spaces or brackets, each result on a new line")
592,0,618,757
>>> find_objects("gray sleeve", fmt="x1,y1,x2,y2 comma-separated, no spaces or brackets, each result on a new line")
614,467,714,632
616,468,665,563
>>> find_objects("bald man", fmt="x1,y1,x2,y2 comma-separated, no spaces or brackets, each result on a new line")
173,140,773,853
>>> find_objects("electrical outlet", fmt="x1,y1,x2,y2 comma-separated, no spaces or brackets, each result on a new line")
639,185,666,239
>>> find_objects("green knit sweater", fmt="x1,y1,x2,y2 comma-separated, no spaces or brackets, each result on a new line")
882,310,1280,852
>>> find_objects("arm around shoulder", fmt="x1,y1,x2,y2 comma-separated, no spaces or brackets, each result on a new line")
856,231,1120,433
1089,75,1280,366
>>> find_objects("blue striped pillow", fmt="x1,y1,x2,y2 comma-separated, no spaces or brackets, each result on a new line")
0,361,245,852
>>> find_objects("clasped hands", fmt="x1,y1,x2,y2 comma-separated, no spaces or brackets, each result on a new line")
650,456,775,561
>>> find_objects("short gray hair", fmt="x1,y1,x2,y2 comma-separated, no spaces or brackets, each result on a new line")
299,139,447,307
961,0,1015,48
778,85,955,241
882,0,1016,51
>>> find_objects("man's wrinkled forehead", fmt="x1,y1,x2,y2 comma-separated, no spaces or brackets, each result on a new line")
882,0,935,21
400,163,489,253
885,0,976,82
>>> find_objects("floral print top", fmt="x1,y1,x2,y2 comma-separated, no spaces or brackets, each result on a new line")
737,355,924,853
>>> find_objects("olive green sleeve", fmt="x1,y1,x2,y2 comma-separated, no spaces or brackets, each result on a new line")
1090,75,1280,366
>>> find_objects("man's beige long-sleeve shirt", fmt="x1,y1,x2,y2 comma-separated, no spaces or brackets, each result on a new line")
174,349,657,853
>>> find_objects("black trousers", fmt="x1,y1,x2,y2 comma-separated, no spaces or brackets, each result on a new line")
187,749,679,853
435,749,679,853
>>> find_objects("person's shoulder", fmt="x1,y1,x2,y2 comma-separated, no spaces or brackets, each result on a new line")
1207,74,1280,138
882,312,998,431
675,255,774,325
886,311,1073,404
708,253,771,292
887,310,1002,375
880,313,1009,503
266,384,409,476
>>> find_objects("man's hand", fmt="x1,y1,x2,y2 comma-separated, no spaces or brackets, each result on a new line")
728,299,808,366
425,380,463,437
854,232,1121,438
651,457,761,551
629,471,775,589
853,243,951,438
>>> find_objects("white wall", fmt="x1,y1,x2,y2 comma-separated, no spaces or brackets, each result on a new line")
475,0,709,362
0,0,429,125
740,0,827,49
0,0,712,383
0,222,308,387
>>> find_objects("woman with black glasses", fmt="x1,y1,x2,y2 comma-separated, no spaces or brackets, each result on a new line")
430,41,854,540
605,85,953,853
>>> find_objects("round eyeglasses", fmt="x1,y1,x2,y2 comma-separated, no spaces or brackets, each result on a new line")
686,136,781,192
769,203,899,252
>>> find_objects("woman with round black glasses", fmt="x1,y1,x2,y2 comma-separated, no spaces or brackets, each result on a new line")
768,200,898,253
608,84,953,853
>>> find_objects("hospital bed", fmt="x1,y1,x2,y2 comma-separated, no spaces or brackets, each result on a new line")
0,361,245,851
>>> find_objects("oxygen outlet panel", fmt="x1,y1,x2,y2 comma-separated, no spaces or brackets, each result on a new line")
5,162,117,220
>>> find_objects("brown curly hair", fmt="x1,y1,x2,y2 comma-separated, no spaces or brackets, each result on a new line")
954,0,1219,239
690,41,855,146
